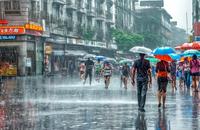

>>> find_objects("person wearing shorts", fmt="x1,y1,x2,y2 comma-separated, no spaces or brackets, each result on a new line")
102,62,112,89
156,60,170,108
190,54,200,92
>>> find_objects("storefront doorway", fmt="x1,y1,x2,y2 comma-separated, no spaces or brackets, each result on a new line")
0,47,18,77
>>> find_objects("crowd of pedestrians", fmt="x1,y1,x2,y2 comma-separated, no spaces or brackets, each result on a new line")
76,53,199,113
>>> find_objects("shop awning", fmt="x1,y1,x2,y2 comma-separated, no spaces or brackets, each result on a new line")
65,50,88,56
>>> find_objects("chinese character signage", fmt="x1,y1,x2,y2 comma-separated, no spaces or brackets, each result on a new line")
0,26,25,35
0,35,16,40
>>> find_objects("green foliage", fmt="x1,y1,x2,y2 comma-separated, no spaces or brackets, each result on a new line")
142,33,164,49
112,28,144,52
83,27,95,40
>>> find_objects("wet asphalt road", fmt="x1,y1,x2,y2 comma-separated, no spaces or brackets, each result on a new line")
0,75,199,130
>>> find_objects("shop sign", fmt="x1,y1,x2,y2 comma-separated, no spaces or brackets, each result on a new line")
0,35,16,40
45,46,53,54
0,26,25,35
0,19,8,24
25,23,43,32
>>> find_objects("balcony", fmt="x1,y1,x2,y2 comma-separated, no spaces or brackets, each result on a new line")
106,0,113,7
66,19,73,31
76,1,86,14
87,7,95,17
53,0,65,5
96,9,105,21
96,29,104,41
106,11,113,23
51,16,64,26
75,23,84,37
66,0,76,9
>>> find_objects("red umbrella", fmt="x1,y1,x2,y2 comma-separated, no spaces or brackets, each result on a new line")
181,43,192,50
190,42,200,50
155,55,173,62
178,42,200,50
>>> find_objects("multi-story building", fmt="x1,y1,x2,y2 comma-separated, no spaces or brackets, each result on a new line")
0,0,45,76
43,0,116,73
0,0,117,76
135,0,172,48
115,0,137,33
171,21,188,46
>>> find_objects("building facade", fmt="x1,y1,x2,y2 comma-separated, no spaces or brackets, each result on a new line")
0,0,117,76
115,0,137,33
0,0,44,76
135,0,172,48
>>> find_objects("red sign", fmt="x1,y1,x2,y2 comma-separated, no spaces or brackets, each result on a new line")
0,19,8,24
193,22,200,36
0,26,25,35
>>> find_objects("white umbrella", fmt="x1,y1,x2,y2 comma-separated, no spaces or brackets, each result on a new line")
130,46,152,55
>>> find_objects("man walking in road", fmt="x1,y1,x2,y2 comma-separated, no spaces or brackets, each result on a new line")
131,53,152,112
84,58,94,85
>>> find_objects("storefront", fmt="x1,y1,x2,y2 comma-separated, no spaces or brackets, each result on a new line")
0,23,44,76
45,37,66,74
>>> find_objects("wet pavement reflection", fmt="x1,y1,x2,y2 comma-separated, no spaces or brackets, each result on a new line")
0,76,199,130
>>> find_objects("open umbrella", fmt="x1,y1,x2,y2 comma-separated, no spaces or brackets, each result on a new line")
168,53,181,60
95,56,105,61
183,49,200,55
153,47,176,62
153,47,175,55
119,59,133,64
130,46,152,55
176,42,200,50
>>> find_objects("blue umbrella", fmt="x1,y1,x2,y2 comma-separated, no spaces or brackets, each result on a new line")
95,56,105,60
153,47,175,55
169,53,181,60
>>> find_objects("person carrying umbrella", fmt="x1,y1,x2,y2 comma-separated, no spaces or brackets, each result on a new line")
153,47,175,108
156,60,170,108
131,53,152,112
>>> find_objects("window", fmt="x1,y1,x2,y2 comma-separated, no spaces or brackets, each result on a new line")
4,0,20,15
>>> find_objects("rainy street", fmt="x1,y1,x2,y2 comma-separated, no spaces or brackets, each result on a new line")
0,76,199,130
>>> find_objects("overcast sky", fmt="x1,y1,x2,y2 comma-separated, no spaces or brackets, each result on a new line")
164,0,192,32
